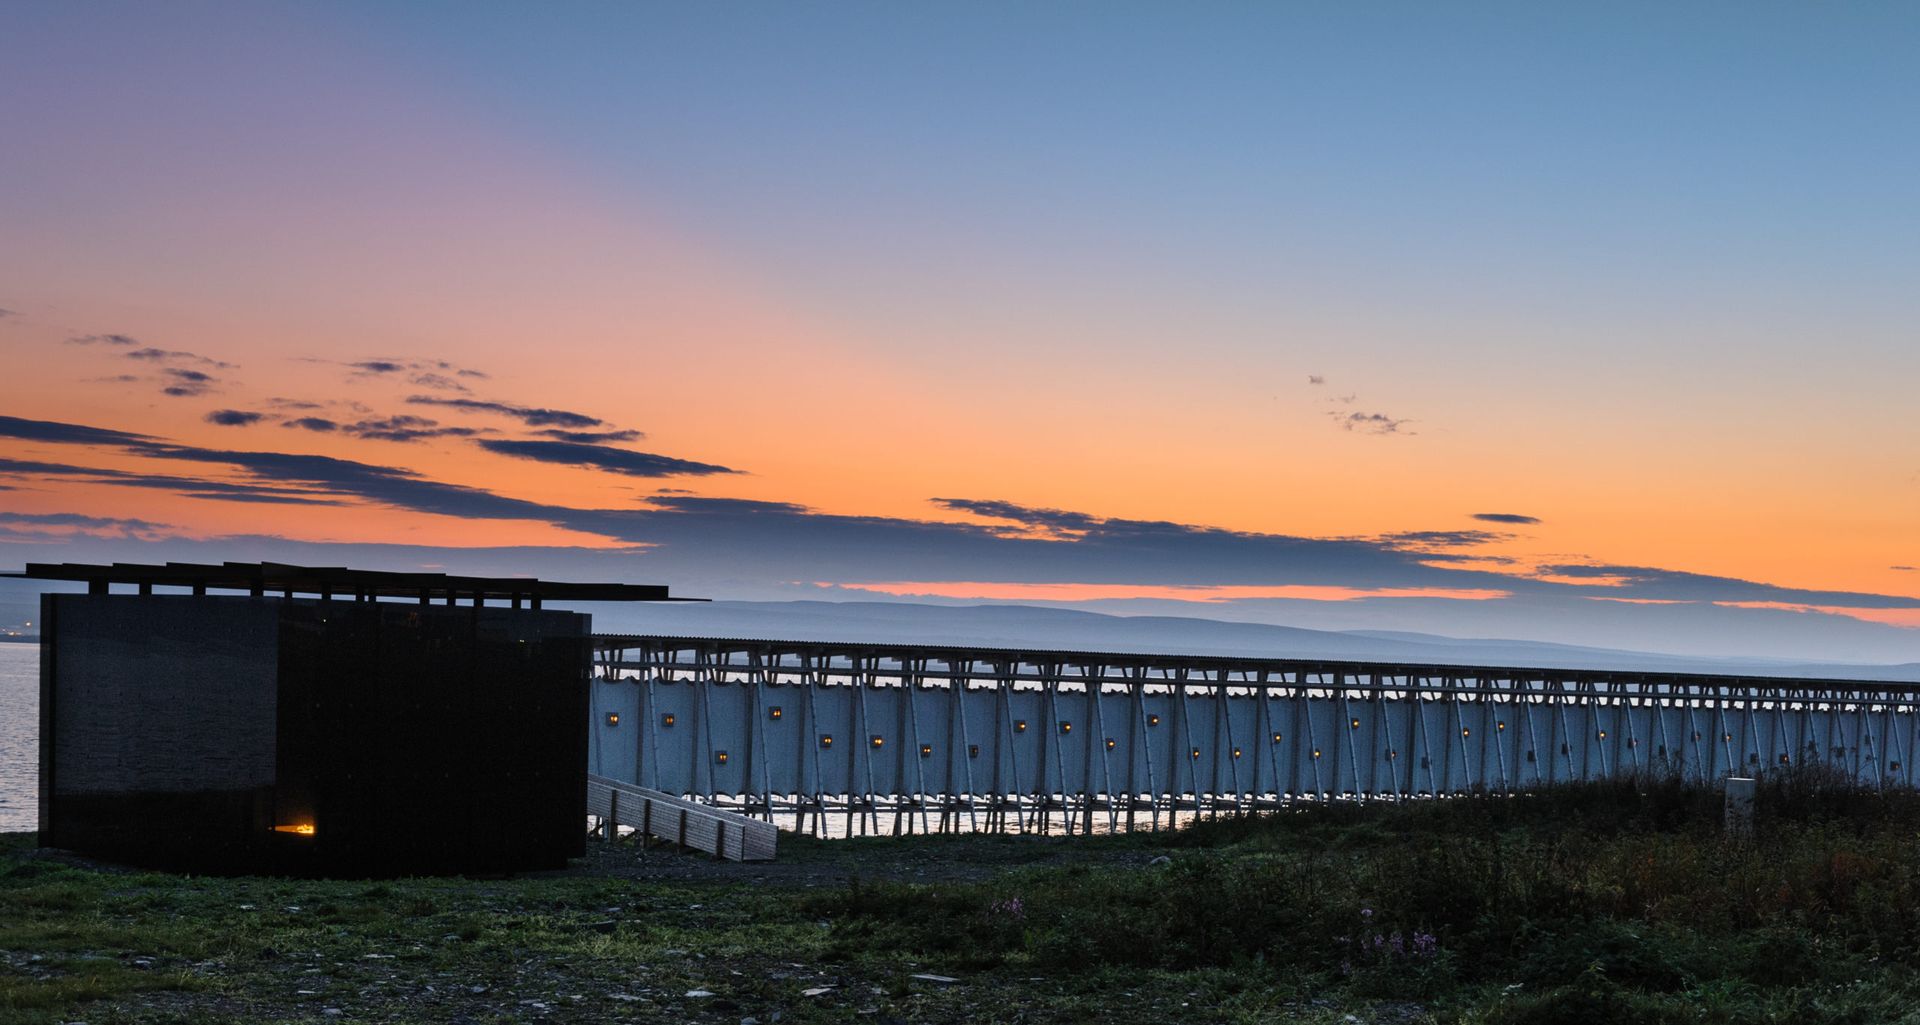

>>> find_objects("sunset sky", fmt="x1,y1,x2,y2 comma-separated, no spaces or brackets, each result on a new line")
3,3,1918,661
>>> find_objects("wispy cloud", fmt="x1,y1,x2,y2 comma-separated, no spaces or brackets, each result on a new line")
161,367,217,397
409,396,606,429
533,428,645,443
342,415,484,443
204,409,265,427
126,347,234,369
0,510,173,540
0,454,340,505
0,414,153,446
476,438,736,477
933,497,1100,539
1377,529,1510,550
329,357,490,382
65,333,139,346
1472,512,1541,525
408,372,470,393
1307,374,1325,385
1333,411,1411,435
281,417,340,433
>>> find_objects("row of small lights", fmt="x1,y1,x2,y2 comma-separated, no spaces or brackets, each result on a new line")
607,711,1855,768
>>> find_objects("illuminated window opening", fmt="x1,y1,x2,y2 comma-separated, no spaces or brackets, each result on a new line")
272,823,316,836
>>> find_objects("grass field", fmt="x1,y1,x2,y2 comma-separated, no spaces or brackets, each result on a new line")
6,769,1920,1024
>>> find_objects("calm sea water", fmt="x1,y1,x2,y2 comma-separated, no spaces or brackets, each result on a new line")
0,643,37,833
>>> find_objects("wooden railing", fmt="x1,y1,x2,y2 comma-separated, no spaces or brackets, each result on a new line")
587,774,777,862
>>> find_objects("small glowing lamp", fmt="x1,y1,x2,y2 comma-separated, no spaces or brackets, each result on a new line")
605,712,620,726
870,735,885,749
1147,714,1161,727
1272,732,1283,743
1058,721,1072,735
1014,720,1028,733
769,706,783,721
820,734,834,749
1105,737,1117,751
1190,747,1202,760
715,750,729,765
920,744,933,758
661,713,676,728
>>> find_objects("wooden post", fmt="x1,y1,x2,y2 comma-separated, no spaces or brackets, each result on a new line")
1725,777,1756,839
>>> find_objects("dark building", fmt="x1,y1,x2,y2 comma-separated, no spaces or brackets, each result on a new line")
19,562,684,876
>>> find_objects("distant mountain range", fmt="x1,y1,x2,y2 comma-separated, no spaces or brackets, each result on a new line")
585,599,1920,683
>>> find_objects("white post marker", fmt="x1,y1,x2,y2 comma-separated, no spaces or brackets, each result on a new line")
1725,776,1756,838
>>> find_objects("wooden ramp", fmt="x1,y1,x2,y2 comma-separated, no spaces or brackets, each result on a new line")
587,774,777,862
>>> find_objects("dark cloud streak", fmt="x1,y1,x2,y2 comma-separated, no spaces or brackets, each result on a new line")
477,439,736,477
408,396,604,429
1473,513,1542,525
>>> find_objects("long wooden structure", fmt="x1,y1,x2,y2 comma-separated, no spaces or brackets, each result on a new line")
590,634,1920,837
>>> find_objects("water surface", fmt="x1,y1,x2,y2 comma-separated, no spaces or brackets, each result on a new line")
0,642,37,833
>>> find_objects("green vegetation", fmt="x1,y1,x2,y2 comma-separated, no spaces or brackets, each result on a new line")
7,768,1920,1023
